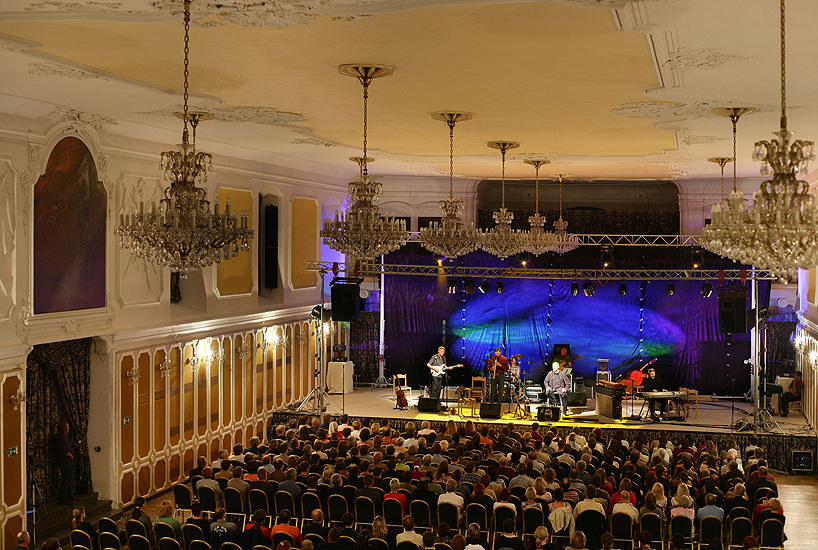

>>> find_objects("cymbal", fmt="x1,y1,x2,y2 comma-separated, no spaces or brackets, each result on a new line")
511,354,525,359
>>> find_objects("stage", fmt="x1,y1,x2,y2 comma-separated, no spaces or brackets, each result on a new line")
277,386,817,473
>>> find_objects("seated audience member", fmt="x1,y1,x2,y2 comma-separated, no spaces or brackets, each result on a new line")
451,534,467,550
494,518,524,550
242,510,273,547
439,478,466,520
742,536,760,550
574,485,605,518
131,497,154,539
384,478,408,515
422,531,436,550
324,528,347,550
185,502,211,534
600,533,614,550
71,506,99,549
669,534,686,550
757,497,785,527
612,490,639,524
41,539,61,550
568,531,587,550
697,493,724,522
464,523,486,550
209,508,240,547
724,483,751,515
270,509,302,546
154,500,183,539
190,456,207,479
395,516,424,547
340,513,358,540
637,531,653,549
198,467,224,505
303,509,329,540
534,526,550,550
639,492,666,522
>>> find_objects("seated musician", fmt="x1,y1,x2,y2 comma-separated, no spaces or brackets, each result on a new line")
543,362,570,416
641,367,668,421
488,348,509,403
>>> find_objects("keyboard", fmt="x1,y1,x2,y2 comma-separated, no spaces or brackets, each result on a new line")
639,391,687,399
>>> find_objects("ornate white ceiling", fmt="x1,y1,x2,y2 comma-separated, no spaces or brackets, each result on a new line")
0,0,817,183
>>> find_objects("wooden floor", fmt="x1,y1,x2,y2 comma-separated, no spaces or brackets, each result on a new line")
325,387,814,436
772,473,818,549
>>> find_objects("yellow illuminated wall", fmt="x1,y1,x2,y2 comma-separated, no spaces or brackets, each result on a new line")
290,197,319,289
215,188,254,296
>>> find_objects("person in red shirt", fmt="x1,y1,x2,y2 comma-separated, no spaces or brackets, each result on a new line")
270,510,302,545
243,510,272,544
384,478,408,515
780,371,804,417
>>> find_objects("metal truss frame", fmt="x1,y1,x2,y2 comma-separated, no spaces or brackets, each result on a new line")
403,232,703,247
307,262,777,281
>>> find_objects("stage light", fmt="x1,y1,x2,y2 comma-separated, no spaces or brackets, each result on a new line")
478,279,490,294
437,258,443,266
310,305,323,319
447,279,458,294
582,282,594,297
601,248,613,269
464,279,475,294
496,281,504,294
570,283,579,296
521,260,527,267
619,284,628,296
666,283,675,296
692,251,703,269
700,282,713,298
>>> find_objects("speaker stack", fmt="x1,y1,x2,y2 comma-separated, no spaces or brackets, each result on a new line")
718,285,749,333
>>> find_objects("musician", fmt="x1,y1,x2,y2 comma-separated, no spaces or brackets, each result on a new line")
543,362,570,415
641,367,667,420
426,346,447,399
488,348,510,403
549,345,576,370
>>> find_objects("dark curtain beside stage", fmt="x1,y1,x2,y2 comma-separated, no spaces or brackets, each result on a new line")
384,253,769,395
26,338,93,503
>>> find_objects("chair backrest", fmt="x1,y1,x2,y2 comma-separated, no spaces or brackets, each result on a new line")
410,500,432,527
760,518,784,547
99,531,122,550
355,496,377,524
396,541,420,550
199,485,219,512
471,377,486,392
160,537,183,550
70,529,94,549
191,476,203,497
126,519,149,538
155,522,177,542
394,374,408,388
221,542,243,550
275,491,296,517
175,484,194,509
671,515,693,540
438,502,459,528
98,517,119,535
729,517,753,546
340,535,358,548
328,494,348,522
224,487,245,515
700,516,722,542
183,523,206,548
510,486,527,502
371,538,390,550
252,546,272,550
190,540,213,550
493,506,515,531
384,498,404,527
301,491,322,519
434,544,454,550
249,489,271,516
522,507,545,534
611,512,633,539
129,534,152,550
575,510,605,545
466,503,488,532
729,506,751,522
272,531,294,547
304,534,325,548
639,513,662,541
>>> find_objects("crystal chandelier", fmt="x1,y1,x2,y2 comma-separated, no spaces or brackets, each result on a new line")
418,112,480,258
700,108,751,261
321,65,409,259
114,0,252,276
549,174,579,254
480,141,528,260
523,158,554,255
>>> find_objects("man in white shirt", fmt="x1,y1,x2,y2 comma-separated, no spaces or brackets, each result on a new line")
611,490,639,524
211,450,228,470
396,516,424,546
438,479,465,520
573,486,606,518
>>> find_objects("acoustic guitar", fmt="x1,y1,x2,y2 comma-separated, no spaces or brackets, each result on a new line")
627,357,658,386
395,388,408,409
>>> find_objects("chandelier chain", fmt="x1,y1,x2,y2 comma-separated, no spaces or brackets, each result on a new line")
361,77,369,177
448,119,455,199
534,163,540,215
780,0,787,130
182,0,191,144
720,161,725,200
501,147,506,207
732,115,738,192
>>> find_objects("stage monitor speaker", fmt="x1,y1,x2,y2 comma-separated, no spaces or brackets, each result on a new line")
567,391,587,407
417,397,441,412
331,282,360,322
792,450,813,473
718,292,748,333
537,406,561,422
598,358,609,371
479,402,502,419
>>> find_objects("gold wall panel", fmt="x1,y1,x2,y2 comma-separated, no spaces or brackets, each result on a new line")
169,347,181,446
3,377,22,506
290,197,319,289
5,512,22,550
121,355,134,462
215,188,254,296
153,350,167,452
137,352,151,457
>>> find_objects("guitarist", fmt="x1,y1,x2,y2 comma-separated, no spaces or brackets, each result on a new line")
487,348,510,403
426,346,449,400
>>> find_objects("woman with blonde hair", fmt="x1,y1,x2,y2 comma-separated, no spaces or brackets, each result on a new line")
533,526,549,549
154,499,182,539
320,464,334,485
71,506,99,549
651,481,667,510
445,419,457,437
670,482,690,508
371,516,390,544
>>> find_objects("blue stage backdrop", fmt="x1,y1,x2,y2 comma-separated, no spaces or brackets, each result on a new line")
383,252,766,396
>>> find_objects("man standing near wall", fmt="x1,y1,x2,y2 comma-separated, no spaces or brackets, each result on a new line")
52,421,75,504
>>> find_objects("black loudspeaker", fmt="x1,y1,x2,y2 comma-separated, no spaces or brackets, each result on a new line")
417,397,441,413
567,391,587,407
479,402,502,419
792,450,813,473
331,282,360,322
718,293,748,333
261,203,278,290
537,406,561,422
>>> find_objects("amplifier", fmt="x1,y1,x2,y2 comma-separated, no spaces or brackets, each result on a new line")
567,391,587,407
417,397,441,412
537,406,561,422
479,402,502,419
598,358,609,371
792,450,813,473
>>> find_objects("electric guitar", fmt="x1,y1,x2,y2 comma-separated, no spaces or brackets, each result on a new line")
430,363,464,378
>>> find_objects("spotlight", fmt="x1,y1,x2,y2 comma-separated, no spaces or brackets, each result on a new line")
666,283,675,296
310,305,323,319
583,282,595,297
700,282,713,298
496,281,504,294
521,260,527,267
691,251,703,269
437,258,443,266
478,279,490,294
570,283,579,296
447,279,458,294
464,279,475,294
619,284,628,296
601,248,613,269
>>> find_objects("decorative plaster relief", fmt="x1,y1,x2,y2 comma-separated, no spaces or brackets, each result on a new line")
60,319,78,336
142,105,304,126
24,1,125,12
49,106,117,131
680,135,727,146
28,62,102,80
664,48,748,72
117,174,163,307
0,161,15,320
18,145,42,233
14,298,31,342
612,101,714,122
150,0,330,28
291,136,335,148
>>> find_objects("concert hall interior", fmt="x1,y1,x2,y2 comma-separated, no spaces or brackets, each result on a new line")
3,0,818,548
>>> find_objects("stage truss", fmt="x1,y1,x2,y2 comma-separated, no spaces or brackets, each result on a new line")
409,232,705,247
307,262,777,281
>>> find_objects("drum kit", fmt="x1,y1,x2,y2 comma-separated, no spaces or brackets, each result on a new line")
483,352,531,417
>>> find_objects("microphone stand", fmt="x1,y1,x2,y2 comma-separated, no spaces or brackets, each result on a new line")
730,376,736,433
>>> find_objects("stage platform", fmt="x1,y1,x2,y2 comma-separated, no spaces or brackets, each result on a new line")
277,386,817,473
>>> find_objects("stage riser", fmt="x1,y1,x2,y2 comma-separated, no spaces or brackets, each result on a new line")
271,412,817,474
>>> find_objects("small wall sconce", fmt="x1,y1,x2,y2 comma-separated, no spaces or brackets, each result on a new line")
125,365,140,386
158,357,173,378
10,388,26,411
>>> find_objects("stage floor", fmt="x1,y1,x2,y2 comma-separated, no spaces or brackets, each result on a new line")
325,386,813,436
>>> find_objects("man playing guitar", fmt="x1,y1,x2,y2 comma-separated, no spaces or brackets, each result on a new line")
487,348,510,403
427,346,455,400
